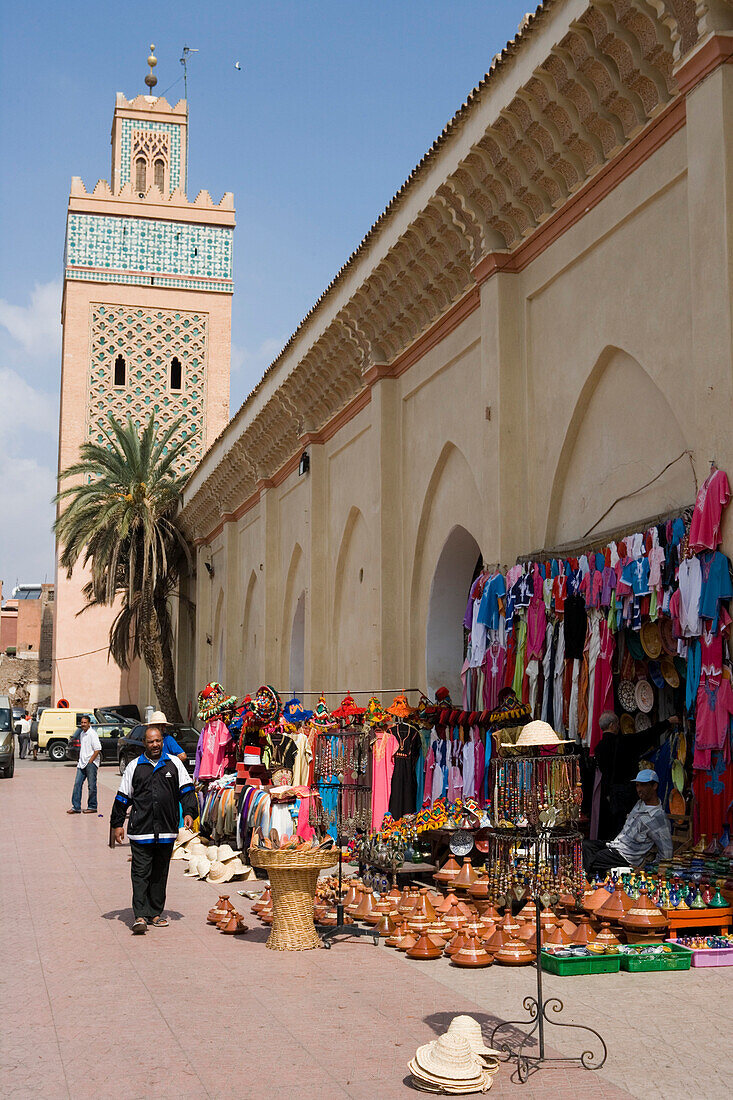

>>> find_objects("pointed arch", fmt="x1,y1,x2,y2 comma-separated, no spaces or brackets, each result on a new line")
240,569,260,686
546,345,694,545
280,543,307,687
408,441,485,697
212,587,225,683
426,525,482,700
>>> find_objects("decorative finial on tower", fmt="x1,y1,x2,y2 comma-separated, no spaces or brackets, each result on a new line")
145,44,158,92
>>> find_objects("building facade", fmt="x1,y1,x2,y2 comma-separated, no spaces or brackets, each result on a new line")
178,0,733,715
54,67,235,708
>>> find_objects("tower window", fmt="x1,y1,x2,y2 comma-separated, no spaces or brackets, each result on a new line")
154,158,165,190
135,156,147,193
170,356,182,391
114,354,126,386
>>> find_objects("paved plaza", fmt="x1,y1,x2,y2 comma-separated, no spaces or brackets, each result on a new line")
2,757,731,1100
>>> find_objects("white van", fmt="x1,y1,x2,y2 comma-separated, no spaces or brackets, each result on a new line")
38,708,95,762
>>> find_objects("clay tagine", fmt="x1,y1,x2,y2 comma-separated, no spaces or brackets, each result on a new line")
571,916,596,946
396,931,419,952
500,913,522,938
252,888,271,914
385,919,408,947
342,883,361,911
583,884,611,914
208,895,236,924
591,922,621,952
619,890,668,934
443,904,469,933
544,925,572,948
219,914,248,935
398,889,421,915
436,891,461,915
374,913,397,937
406,931,443,960
493,936,536,966
412,889,437,922
434,856,461,885
483,926,509,955
518,921,539,945
451,934,493,968
452,857,479,890
595,886,633,924
445,930,469,957
353,890,378,921
561,918,578,938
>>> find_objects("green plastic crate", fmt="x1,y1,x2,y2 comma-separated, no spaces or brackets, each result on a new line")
619,943,692,972
541,950,621,975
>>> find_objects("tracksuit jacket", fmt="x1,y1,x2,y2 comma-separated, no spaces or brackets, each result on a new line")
110,751,197,843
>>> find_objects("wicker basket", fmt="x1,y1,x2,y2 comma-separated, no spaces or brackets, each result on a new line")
249,847,338,950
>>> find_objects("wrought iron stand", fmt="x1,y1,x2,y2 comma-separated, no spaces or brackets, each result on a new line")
490,827,608,1082
320,777,378,948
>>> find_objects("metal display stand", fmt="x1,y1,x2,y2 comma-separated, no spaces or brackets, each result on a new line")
489,822,608,1082
320,777,378,948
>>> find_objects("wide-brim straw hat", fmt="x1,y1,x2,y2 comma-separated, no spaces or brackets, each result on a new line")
413,1033,488,1085
207,860,231,884
184,859,200,877
217,843,238,862
502,719,571,747
408,1060,492,1093
185,842,206,860
171,846,188,861
661,656,680,688
445,1016,502,1061
173,826,197,849
196,857,211,879
148,710,170,727
205,845,220,862
225,857,251,878
640,620,662,659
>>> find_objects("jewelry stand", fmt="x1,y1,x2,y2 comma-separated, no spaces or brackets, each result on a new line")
320,777,379,948
490,822,608,1082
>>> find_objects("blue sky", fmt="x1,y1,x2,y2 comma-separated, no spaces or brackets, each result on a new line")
0,0,531,587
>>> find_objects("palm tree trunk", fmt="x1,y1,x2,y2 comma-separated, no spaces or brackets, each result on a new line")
139,593,184,723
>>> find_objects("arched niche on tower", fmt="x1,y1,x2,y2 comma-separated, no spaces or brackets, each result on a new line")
545,346,696,547
333,506,377,690
280,544,307,690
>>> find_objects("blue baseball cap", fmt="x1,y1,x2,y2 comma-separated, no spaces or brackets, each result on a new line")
634,769,659,784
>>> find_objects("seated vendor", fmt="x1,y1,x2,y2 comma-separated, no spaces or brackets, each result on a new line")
582,769,673,874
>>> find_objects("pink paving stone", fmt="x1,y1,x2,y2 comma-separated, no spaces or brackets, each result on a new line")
2,758,731,1099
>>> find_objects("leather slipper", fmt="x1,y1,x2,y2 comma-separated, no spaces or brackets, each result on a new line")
82,809,97,814
132,918,147,934
149,916,169,928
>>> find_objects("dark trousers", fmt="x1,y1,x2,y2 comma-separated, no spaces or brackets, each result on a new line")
130,841,173,920
583,839,627,876
19,736,29,759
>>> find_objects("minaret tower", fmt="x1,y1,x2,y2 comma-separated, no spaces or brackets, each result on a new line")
53,48,235,708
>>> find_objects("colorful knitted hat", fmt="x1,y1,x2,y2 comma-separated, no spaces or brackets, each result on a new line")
311,693,336,729
251,685,281,725
365,696,392,728
197,681,237,722
332,692,366,720
282,697,313,723
387,693,416,720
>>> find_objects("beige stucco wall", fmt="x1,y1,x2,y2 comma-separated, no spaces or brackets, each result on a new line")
177,57,733,716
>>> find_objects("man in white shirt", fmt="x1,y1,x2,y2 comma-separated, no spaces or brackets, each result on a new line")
67,715,102,815
18,712,32,758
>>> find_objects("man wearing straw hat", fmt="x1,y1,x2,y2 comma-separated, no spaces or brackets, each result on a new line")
111,724,197,934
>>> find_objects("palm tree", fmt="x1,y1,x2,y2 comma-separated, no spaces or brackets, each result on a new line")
54,413,194,722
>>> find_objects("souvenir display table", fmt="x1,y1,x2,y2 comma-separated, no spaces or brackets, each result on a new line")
664,906,732,939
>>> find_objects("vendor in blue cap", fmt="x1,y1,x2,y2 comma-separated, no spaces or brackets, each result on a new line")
583,768,673,874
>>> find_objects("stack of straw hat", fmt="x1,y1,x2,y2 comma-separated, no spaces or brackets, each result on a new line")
409,1016,500,1093
172,828,253,883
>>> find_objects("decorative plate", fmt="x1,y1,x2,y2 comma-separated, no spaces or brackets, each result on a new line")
618,679,637,712
635,679,654,713
449,829,474,857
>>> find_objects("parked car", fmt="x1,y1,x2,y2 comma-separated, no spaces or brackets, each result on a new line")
94,704,140,726
66,724,126,764
38,707,96,761
0,695,15,779
117,723,199,775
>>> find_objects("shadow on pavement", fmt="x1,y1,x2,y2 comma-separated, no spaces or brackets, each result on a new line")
101,907,185,923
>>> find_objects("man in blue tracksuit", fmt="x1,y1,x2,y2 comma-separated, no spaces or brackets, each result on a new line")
111,724,197,934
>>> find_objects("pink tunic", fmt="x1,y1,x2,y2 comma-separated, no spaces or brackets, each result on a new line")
371,731,398,829
689,468,731,551
197,719,231,780
589,619,615,755
693,676,733,769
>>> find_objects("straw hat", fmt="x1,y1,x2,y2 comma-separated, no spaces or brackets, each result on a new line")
148,710,170,727
205,845,220,862
185,842,206,861
640,620,662,659
216,844,237,862
171,846,188,861
184,858,201,877
661,656,680,688
207,860,230,884
225,857,251,878
502,720,570,747
445,1016,502,1061
410,1033,490,1093
173,826,196,849
196,857,211,879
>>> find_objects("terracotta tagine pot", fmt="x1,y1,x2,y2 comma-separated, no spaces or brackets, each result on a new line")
436,891,461,915
406,931,443,960
434,856,461,885
571,916,596,946
353,891,378,921
428,920,452,941
451,934,494,968
516,900,536,920
518,921,538,944
559,891,580,912
481,905,504,922
385,920,408,948
453,857,479,890
561,918,578,938
412,889,437,922
592,922,621,951
219,914,248,935
584,884,611,914
494,936,536,966
342,883,361,911
443,904,469,932
468,879,490,900
259,907,273,925
538,909,559,928
208,895,236,923
500,913,522,937
483,926,508,955
478,916,496,937
619,890,668,934
252,888,271,914
445,930,469,957
398,889,421,915
374,913,397,937
595,887,633,924
408,915,432,933
386,885,402,904
396,931,418,952
544,925,572,947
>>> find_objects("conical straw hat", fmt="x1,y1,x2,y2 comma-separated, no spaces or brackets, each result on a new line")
503,719,571,747
446,1015,503,1059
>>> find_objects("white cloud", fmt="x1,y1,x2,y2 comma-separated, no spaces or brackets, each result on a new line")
0,280,61,359
0,368,58,438
0,452,56,585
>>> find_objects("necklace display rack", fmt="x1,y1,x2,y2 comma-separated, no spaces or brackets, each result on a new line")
487,752,608,1083
314,728,378,948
